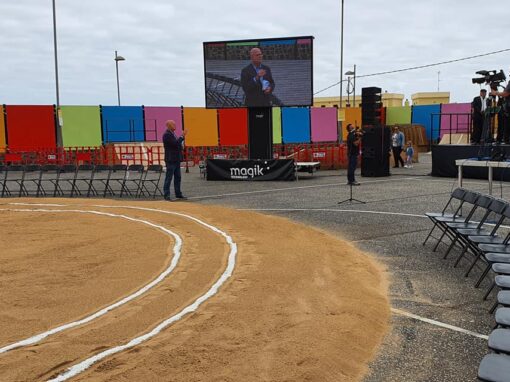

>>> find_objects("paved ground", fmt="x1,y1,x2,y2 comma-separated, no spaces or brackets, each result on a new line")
179,154,504,382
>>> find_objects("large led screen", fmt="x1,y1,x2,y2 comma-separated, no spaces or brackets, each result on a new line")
203,36,313,108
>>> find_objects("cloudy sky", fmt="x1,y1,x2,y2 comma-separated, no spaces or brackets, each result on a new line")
1,0,509,107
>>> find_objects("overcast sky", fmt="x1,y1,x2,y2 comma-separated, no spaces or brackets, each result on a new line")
1,0,509,107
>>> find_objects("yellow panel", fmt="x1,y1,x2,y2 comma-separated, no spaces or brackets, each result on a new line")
183,108,218,147
0,105,6,152
342,107,362,140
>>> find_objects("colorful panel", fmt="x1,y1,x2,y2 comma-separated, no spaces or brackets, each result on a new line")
5,105,56,150
342,107,362,141
411,104,442,141
218,108,248,146
440,103,471,137
272,107,282,144
60,106,102,147
282,107,311,143
311,107,338,142
101,106,144,143
144,106,182,142
0,105,6,151
386,106,412,125
183,108,218,147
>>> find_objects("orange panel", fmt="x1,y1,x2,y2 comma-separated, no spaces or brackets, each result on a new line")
342,107,362,140
218,108,248,146
183,108,218,147
0,105,6,152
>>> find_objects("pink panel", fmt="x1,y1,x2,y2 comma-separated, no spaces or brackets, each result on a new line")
144,107,182,142
440,103,471,138
311,107,338,142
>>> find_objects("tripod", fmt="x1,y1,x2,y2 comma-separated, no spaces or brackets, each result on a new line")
338,182,366,205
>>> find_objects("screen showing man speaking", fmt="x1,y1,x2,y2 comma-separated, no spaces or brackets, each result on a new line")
203,36,313,108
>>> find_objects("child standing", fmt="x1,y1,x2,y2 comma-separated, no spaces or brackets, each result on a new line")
405,141,414,168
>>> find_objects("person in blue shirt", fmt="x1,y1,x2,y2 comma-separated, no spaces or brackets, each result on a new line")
241,47,275,107
391,126,405,168
162,120,188,201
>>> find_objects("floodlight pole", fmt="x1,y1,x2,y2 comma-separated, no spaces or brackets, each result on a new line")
115,51,125,106
52,0,63,147
339,0,344,110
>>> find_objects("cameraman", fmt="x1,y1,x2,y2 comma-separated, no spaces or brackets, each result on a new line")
491,80,510,143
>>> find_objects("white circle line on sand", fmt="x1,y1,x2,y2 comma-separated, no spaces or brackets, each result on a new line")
35,204,237,382
391,308,489,340
0,208,183,355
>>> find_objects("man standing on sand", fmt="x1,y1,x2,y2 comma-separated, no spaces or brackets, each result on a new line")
241,47,275,107
162,120,188,201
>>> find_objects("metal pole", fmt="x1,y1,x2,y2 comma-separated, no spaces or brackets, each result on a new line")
115,50,121,106
353,64,356,108
339,0,344,110
52,0,63,147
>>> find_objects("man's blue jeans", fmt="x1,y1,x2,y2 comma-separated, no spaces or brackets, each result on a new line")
163,161,182,198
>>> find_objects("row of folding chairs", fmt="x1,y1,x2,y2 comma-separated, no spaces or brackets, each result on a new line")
423,188,510,380
0,164,164,198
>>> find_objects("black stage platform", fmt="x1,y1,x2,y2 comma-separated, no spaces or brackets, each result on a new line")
432,144,510,181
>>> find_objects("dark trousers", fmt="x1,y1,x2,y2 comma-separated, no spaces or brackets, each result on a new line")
392,146,404,167
347,154,357,183
472,114,483,143
163,161,182,198
496,113,509,143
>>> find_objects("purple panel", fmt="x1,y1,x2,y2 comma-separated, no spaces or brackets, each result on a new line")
311,107,338,142
440,103,471,138
144,107,182,142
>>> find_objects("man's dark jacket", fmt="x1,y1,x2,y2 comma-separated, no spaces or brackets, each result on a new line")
163,130,184,162
241,63,275,107
472,96,490,115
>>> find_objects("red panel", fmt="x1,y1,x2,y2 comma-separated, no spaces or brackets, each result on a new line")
218,109,248,146
6,105,56,150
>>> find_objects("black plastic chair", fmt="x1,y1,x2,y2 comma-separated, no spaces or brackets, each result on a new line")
57,164,78,196
423,187,468,245
478,353,510,381
120,164,145,198
88,164,112,197
0,165,9,197
71,164,94,197
428,190,481,252
139,164,163,198
36,164,61,197
5,165,26,197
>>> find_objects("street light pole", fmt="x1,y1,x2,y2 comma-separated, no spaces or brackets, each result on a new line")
114,51,125,106
339,0,344,110
52,0,63,147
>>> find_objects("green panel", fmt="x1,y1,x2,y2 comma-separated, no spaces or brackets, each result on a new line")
227,42,258,46
386,106,412,125
61,106,102,147
272,107,282,144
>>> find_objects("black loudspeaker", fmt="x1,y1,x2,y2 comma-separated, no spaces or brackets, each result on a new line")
361,87,382,127
361,125,390,177
248,107,273,159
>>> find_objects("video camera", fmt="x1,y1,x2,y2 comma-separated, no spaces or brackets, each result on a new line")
472,70,506,90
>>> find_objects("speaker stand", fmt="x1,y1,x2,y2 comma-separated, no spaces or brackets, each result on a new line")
338,183,366,205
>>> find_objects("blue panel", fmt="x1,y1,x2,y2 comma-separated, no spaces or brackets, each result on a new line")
101,106,145,143
411,105,442,142
282,107,311,143
260,39,296,46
